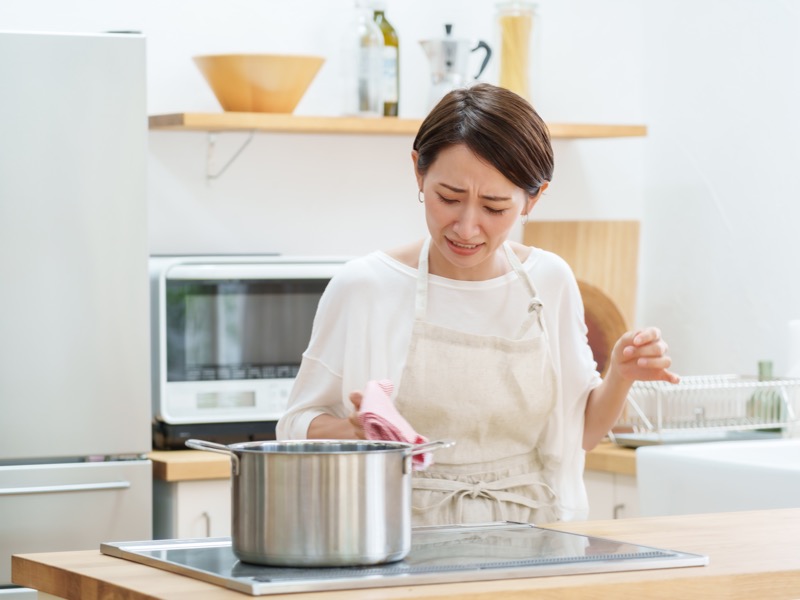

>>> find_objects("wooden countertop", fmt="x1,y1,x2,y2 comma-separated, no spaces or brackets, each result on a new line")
12,509,800,599
149,441,636,482
149,449,231,481
584,440,637,476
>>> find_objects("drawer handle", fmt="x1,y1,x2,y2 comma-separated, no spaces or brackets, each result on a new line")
0,481,131,496
202,511,211,537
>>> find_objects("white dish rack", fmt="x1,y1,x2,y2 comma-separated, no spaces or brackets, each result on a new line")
610,375,800,447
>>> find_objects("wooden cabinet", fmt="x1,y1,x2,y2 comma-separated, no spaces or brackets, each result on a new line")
150,450,232,540
583,441,639,519
614,472,640,518
584,470,639,520
153,478,231,539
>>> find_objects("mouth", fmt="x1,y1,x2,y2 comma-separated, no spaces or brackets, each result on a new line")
446,237,483,254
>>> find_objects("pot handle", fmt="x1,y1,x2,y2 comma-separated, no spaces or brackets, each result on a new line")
408,439,456,456
185,439,240,475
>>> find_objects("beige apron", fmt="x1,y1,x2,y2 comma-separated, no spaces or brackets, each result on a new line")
395,238,560,526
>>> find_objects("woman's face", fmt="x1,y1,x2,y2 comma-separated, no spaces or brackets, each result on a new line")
413,144,539,281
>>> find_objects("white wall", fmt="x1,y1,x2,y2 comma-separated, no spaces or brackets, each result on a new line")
639,0,800,376
4,0,797,376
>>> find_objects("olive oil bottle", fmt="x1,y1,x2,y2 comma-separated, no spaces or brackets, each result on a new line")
341,0,384,116
373,2,399,116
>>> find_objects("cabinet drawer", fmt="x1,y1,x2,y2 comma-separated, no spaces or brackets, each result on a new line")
0,461,152,585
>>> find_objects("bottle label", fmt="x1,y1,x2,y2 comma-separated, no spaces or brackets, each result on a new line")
381,46,398,103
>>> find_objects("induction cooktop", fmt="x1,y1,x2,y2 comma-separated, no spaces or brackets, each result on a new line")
101,522,708,596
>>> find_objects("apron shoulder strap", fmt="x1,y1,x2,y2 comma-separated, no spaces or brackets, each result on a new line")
415,238,432,319
503,243,548,338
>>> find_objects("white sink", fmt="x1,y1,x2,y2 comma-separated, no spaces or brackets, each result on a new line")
636,438,800,516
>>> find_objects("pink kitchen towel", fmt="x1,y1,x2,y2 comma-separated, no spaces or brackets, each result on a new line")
357,379,432,470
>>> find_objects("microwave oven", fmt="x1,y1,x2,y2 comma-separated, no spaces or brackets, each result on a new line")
149,255,349,449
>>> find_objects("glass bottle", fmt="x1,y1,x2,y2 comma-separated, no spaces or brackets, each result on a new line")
373,2,399,116
496,1,537,102
341,0,384,116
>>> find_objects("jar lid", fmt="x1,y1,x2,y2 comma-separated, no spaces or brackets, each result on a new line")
496,0,537,14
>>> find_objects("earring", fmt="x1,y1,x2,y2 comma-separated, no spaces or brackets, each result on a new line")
418,190,424,204
521,213,529,225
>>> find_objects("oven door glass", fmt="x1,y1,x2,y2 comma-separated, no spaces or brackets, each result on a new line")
166,279,327,383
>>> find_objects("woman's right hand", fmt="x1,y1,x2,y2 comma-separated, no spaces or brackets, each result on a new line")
348,391,366,439
306,392,366,439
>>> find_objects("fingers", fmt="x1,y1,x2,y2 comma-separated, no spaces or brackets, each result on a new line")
615,326,680,384
662,369,681,384
646,365,680,384
622,327,667,359
348,391,366,439
624,341,669,361
349,391,363,410
631,326,662,347
348,407,365,439
348,411,366,439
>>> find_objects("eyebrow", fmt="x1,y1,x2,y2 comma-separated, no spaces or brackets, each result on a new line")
439,183,512,201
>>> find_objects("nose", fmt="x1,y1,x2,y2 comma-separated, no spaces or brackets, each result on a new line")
452,204,481,239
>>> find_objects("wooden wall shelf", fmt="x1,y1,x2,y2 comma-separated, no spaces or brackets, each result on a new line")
148,113,647,139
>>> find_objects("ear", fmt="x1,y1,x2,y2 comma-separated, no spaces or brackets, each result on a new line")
525,181,549,214
411,150,423,191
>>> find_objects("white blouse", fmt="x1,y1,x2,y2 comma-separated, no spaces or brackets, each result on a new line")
276,245,602,521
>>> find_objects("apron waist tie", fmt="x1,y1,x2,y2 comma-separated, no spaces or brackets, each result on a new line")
412,472,557,523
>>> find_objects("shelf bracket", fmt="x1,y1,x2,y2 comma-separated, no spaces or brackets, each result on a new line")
205,130,255,181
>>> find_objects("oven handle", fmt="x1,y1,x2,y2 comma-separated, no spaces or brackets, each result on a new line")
166,262,344,281
0,480,131,496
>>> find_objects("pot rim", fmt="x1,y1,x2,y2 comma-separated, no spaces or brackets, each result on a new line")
227,439,417,454
186,438,454,476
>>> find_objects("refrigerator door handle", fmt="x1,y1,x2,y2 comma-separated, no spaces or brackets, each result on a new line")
0,481,131,496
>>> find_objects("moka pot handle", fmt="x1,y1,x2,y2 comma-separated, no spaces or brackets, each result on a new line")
472,40,492,79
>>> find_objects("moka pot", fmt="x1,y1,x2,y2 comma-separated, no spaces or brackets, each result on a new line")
419,24,492,108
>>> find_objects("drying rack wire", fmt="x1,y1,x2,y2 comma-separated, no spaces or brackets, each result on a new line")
610,375,800,446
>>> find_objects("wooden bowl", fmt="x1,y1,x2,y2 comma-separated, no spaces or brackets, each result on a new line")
578,279,629,377
193,54,325,113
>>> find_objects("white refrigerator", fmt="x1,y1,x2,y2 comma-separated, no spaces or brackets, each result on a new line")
0,31,152,596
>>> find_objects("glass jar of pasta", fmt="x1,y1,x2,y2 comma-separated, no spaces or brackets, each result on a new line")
495,1,537,103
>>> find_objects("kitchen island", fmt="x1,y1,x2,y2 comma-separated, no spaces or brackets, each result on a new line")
12,508,800,599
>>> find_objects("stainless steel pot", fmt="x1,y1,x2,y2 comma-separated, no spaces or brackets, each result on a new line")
186,438,454,567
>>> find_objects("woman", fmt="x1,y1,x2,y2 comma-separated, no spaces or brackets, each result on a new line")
277,83,678,525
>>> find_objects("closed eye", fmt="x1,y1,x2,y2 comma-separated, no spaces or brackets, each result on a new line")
437,194,459,205
485,206,508,215
436,193,509,215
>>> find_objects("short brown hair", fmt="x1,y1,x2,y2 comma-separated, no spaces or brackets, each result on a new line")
412,83,553,196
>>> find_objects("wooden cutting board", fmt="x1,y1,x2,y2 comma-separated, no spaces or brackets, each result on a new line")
577,279,628,376
523,220,640,328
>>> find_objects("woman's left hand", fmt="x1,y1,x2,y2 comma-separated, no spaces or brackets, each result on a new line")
611,326,680,384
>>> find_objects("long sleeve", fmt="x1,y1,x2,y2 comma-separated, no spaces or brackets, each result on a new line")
276,253,417,439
